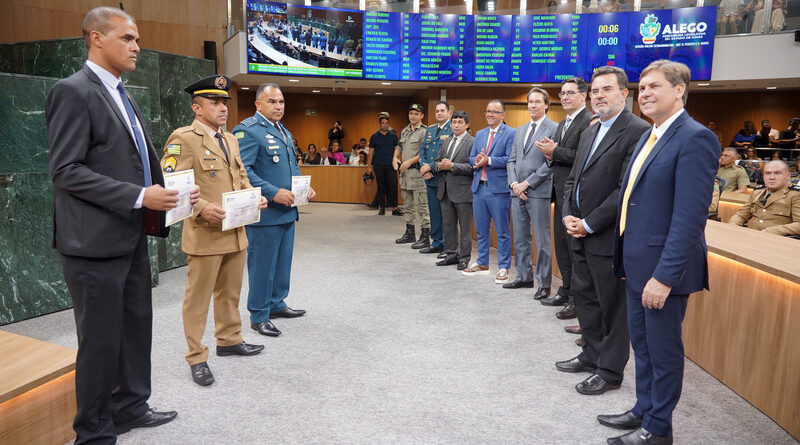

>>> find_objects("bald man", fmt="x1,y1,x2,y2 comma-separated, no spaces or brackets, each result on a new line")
728,160,800,235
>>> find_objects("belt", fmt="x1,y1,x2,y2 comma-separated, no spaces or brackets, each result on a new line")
479,180,489,185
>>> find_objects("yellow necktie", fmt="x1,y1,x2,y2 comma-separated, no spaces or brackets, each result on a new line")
619,131,657,235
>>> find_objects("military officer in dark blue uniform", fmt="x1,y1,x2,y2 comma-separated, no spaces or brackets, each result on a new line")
418,101,453,256
233,83,315,338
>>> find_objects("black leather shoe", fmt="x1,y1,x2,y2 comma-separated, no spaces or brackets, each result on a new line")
115,408,178,434
555,356,596,373
576,338,584,346
541,294,569,306
607,427,673,445
391,208,403,216
251,321,281,337
437,252,448,259
533,287,551,300
269,307,306,319
216,341,264,357
557,303,577,320
378,207,385,215
436,255,458,266
419,245,443,254
366,202,379,209
457,260,468,270
502,279,534,289
189,362,214,386
576,373,621,395
598,410,643,430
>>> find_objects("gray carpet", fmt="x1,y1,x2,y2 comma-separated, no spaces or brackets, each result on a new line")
4,203,796,444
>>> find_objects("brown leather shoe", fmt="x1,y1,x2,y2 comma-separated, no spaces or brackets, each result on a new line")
557,303,577,319
576,338,584,346
565,325,582,335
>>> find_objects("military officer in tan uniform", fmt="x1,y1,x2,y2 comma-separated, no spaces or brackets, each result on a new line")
161,75,268,386
394,104,430,248
728,160,800,236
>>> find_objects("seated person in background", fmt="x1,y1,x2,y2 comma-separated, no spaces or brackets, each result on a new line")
707,120,723,147
728,160,800,235
709,178,721,213
751,0,786,33
752,119,779,147
770,151,782,160
731,120,757,147
717,0,741,34
294,138,304,165
318,145,337,165
790,155,800,176
329,141,347,165
349,143,368,166
304,144,321,164
355,151,368,166
718,147,751,192
774,118,800,159
740,147,764,183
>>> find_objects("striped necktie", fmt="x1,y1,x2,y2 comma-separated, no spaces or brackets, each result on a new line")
619,131,658,235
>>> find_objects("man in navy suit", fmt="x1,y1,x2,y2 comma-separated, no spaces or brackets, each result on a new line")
46,7,187,442
234,83,315,338
601,60,719,445
462,100,515,280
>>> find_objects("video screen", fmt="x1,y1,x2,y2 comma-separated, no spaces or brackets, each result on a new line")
247,0,363,78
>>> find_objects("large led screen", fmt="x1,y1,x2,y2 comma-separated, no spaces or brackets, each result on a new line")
246,2,716,82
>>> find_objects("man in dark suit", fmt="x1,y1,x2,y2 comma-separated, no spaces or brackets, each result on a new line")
430,111,475,270
46,7,187,443
602,60,719,445
234,83,314,338
556,66,650,398
535,77,593,318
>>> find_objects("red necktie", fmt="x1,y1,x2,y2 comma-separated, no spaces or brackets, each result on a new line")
481,130,495,181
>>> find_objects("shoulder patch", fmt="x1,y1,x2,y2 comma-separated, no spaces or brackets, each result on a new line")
789,184,800,192
754,184,766,190
162,155,177,173
235,131,245,139
166,144,181,155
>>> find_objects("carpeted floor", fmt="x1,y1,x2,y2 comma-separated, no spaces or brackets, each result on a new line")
4,203,796,444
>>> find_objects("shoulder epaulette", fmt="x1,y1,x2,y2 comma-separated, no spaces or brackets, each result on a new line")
753,184,767,190
241,116,258,127
789,184,800,192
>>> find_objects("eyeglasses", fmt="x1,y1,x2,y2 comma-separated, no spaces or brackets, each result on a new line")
558,90,580,98
589,86,621,97
485,110,503,115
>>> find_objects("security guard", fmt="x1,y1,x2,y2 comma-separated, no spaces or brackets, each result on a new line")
728,160,800,236
418,101,453,256
394,104,429,248
162,75,267,386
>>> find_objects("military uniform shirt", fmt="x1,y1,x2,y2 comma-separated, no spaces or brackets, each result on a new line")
728,184,800,235
717,164,751,192
398,122,427,191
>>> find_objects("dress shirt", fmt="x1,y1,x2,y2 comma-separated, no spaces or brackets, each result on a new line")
86,60,147,209
511,116,547,188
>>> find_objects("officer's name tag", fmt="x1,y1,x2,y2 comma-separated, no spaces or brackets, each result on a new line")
268,145,280,149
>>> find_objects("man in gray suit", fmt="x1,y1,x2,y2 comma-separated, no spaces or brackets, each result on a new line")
505,87,558,294
431,111,475,270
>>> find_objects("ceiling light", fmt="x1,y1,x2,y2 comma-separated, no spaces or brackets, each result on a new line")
289,79,300,83
312,89,321,93
375,92,383,95
240,86,250,90
381,82,392,85
766,86,777,90
696,83,709,86
531,83,542,87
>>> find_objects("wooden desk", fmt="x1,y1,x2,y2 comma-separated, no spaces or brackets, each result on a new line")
718,191,748,223
0,330,77,445
299,165,402,205
683,221,800,440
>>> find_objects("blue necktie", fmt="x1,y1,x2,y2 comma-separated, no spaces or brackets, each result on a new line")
116,82,152,186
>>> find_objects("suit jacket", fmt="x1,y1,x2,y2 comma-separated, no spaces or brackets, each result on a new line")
613,111,719,295
233,113,301,226
161,120,252,255
470,123,515,195
563,109,650,257
46,64,168,258
432,132,475,203
550,107,593,201
507,117,558,198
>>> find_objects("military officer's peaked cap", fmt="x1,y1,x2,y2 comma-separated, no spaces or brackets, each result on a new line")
185,75,232,99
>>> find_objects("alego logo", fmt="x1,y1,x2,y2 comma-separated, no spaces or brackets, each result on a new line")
640,14,661,44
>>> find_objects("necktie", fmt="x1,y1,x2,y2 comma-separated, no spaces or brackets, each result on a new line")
760,192,771,206
481,130,495,181
619,131,658,235
435,126,441,138
524,122,537,152
116,82,152,186
447,136,458,159
562,117,572,139
215,132,230,164
275,121,288,145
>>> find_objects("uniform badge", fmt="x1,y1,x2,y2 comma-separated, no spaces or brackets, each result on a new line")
440,134,449,140
215,76,227,89
268,145,280,149
236,131,245,139
163,155,177,172
273,155,280,163
166,144,181,155
210,171,216,178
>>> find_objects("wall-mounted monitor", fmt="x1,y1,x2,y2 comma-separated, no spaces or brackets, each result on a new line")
246,1,716,82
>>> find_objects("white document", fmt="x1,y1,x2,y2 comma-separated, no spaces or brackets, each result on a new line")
163,169,195,226
291,175,312,207
221,187,261,231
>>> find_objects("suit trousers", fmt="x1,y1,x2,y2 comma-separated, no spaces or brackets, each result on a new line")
511,196,552,287
59,233,152,445
246,222,295,323
440,192,473,262
552,195,573,299
183,249,246,365
402,187,430,228
571,240,629,385
426,184,444,248
627,285,688,438
373,164,398,208
473,184,512,269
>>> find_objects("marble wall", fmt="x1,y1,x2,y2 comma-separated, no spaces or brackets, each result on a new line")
0,38,214,325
